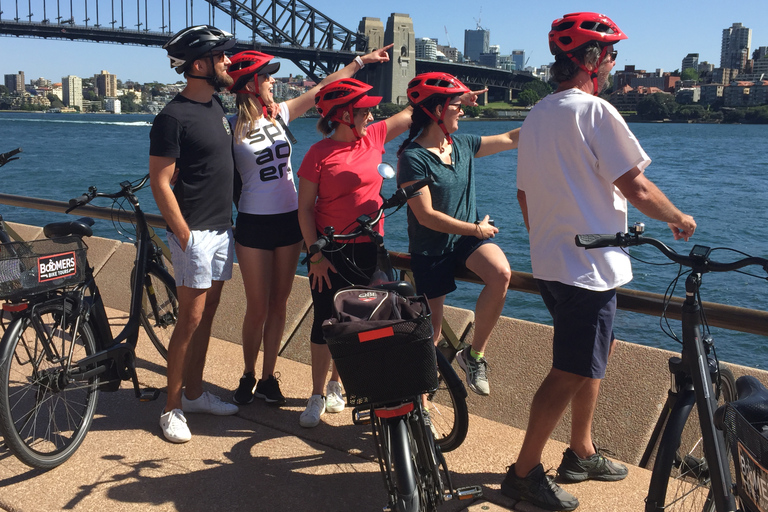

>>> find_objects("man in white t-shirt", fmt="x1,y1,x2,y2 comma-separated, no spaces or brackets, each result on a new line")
501,13,697,511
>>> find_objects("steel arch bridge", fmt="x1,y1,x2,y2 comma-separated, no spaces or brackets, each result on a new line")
0,0,536,91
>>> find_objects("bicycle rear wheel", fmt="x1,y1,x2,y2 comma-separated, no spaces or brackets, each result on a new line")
385,415,421,512
137,265,178,361
0,300,99,469
645,367,736,512
427,349,469,452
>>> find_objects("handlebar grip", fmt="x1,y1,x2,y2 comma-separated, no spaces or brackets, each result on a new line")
308,237,329,255
575,234,622,249
69,194,90,208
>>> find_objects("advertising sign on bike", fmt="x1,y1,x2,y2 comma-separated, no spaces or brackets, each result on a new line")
737,442,768,512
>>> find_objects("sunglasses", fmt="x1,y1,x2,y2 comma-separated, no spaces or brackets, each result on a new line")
448,103,463,111
210,51,227,63
608,50,618,61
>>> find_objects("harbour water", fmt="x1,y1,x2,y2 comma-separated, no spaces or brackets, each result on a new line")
0,111,766,368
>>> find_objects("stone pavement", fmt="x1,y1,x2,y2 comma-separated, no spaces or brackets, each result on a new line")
0,309,652,512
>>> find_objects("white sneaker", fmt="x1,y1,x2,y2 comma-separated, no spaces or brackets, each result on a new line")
299,395,326,428
160,409,191,443
182,391,239,416
325,381,345,413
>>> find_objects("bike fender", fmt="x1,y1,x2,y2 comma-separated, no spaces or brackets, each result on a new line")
0,318,26,368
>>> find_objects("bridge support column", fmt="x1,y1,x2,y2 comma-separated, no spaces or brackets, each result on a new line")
377,13,415,105
358,17,386,100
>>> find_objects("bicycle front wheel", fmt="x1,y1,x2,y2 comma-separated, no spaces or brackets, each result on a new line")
428,349,469,452
137,265,178,361
0,300,100,470
645,367,736,512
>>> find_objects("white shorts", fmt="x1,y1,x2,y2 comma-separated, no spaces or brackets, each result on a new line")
167,228,234,289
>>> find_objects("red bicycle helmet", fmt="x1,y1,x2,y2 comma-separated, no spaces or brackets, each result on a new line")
407,72,470,143
549,12,626,95
315,78,382,138
549,12,626,55
227,51,281,94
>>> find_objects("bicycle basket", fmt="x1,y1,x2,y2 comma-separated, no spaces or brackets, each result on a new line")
322,287,437,406
723,404,768,512
0,236,88,301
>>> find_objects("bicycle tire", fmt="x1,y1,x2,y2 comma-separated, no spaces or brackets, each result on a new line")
410,409,444,512
0,300,100,470
135,263,178,361
428,349,469,452
386,416,420,512
645,367,736,512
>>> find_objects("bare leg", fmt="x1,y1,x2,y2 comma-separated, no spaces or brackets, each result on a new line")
569,378,602,458
464,243,511,354
236,243,272,375
310,342,333,396
427,295,446,345
182,280,225,400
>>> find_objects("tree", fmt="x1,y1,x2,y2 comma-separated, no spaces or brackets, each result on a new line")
521,79,552,99
0,85,9,96
636,93,677,120
462,105,481,118
47,93,64,109
481,108,498,118
374,103,404,118
517,89,539,107
680,68,700,82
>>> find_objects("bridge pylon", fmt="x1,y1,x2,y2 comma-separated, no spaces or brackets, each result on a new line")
358,13,415,105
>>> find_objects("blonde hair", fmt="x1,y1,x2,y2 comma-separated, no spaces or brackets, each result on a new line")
233,91,277,140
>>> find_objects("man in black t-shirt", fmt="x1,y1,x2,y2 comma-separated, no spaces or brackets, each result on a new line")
149,25,239,443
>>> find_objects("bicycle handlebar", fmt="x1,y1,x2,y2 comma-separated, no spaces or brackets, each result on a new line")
0,147,22,167
66,174,151,213
305,176,434,259
575,228,768,274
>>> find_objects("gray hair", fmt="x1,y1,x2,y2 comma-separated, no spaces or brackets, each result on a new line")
551,44,602,83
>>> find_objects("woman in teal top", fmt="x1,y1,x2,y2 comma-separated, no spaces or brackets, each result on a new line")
397,72,520,397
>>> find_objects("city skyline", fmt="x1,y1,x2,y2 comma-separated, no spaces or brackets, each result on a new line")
1,1,767,84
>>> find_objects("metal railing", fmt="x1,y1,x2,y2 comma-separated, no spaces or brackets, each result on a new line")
2,192,767,337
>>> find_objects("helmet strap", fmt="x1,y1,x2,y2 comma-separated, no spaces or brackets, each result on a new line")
566,46,608,96
333,104,363,139
417,99,454,145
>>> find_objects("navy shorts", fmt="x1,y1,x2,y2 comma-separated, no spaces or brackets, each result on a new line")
411,236,492,299
235,210,303,250
536,279,617,379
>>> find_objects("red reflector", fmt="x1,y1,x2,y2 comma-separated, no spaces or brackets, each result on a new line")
3,303,28,312
374,402,414,418
358,326,394,343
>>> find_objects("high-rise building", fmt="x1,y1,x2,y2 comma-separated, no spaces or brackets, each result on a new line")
721,23,752,72
512,50,525,71
415,38,437,60
682,53,699,72
4,71,25,93
464,29,489,61
62,75,83,109
94,70,117,97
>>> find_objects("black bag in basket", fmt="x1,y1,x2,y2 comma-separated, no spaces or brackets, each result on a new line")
322,287,437,406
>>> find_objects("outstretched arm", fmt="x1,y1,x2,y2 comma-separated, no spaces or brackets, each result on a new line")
614,167,696,241
475,127,521,158
286,44,394,121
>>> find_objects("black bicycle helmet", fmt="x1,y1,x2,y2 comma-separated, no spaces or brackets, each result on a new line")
163,25,236,74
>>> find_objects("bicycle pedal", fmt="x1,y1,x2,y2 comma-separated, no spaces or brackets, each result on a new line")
352,408,371,425
139,387,161,402
453,485,483,501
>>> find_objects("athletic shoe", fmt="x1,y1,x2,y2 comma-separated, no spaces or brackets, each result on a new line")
255,374,287,406
233,372,257,405
557,446,628,483
500,463,579,511
299,395,326,428
325,380,345,413
456,346,490,396
182,391,239,416
160,408,191,443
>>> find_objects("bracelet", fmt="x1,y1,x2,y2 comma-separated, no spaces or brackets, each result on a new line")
310,255,325,265
354,56,365,70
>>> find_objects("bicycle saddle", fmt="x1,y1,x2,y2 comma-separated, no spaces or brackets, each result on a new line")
373,281,416,297
714,375,768,429
43,217,95,239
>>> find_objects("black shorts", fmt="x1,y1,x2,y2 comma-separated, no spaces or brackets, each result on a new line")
235,210,303,250
411,236,492,299
536,279,617,379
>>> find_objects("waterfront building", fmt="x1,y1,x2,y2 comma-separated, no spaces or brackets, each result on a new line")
94,70,117,98
749,81,768,105
675,87,701,104
105,98,121,114
682,53,699,72
712,67,739,85
62,75,83,110
630,71,680,93
415,37,437,60
609,85,667,111
721,23,752,73
614,65,645,89
464,28,489,61
4,71,25,93
700,84,725,105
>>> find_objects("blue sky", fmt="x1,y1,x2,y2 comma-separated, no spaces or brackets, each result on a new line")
2,1,767,84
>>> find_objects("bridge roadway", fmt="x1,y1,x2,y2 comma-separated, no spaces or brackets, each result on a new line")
3,220,768,511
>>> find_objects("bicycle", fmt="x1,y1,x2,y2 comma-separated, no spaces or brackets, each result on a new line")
576,222,768,512
0,174,178,470
305,167,479,511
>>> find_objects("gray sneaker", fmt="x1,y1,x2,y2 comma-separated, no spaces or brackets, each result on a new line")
456,347,490,396
557,446,628,483
500,463,579,511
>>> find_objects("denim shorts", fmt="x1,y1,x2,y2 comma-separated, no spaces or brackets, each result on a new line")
536,279,617,379
167,228,234,289
410,236,492,299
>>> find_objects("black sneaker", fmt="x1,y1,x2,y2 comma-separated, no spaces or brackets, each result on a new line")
500,463,579,511
233,372,257,405
255,374,286,406
557,446,628,483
